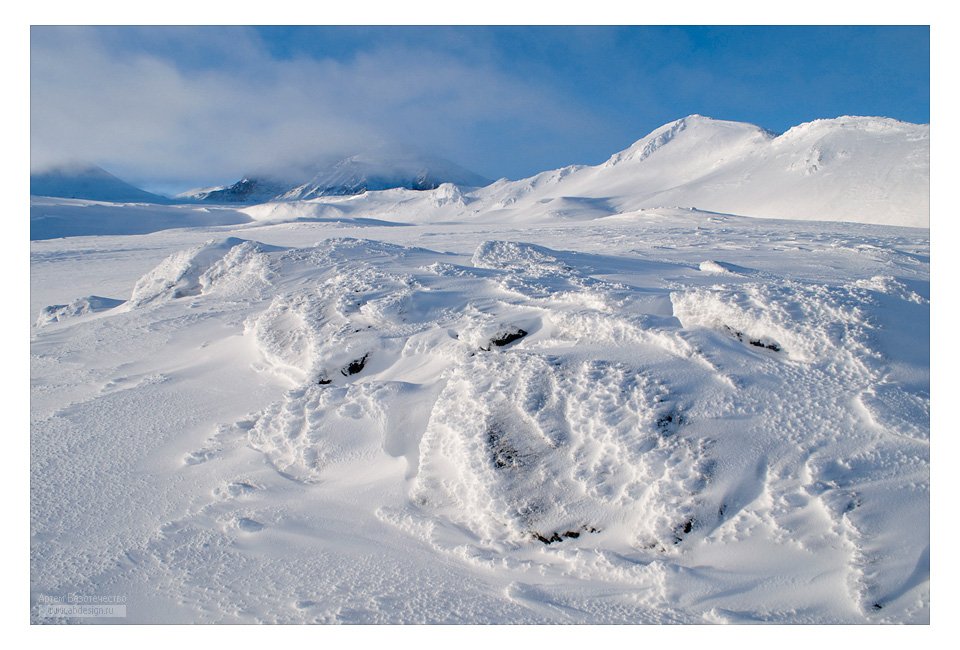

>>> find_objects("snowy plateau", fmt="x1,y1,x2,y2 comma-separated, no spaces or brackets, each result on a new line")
30,115,930,624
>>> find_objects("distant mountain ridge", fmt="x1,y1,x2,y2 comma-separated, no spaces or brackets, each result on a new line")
30,163,171,204
32,115,929,228
182,151,492,204
180,178,290,204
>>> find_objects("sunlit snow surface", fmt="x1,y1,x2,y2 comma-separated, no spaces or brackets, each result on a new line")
30,207,928,623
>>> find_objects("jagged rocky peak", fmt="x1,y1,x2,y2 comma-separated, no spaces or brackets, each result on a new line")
185,149,492,204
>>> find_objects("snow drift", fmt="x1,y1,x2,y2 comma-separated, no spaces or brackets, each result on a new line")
32,214,928,622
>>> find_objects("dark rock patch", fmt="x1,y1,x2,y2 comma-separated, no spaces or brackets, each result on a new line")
533,532,563,544
340,353,369,376
656,411,684,436
673,518,695,544
723,324,744,342
481,327,528,351
724,325,782,352
531,525,600,545
486,423,522,469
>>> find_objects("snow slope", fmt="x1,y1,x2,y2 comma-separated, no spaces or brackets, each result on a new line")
201,115,930,230
30,207,929,623
470,115,929,227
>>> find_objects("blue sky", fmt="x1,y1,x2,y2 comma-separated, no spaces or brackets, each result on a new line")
31,25,929,194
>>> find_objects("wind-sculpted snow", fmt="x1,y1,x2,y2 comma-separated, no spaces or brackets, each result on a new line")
236,238,717,554
411,353,709,550
129,237,278,306
30,213,929,623
35,295,125,327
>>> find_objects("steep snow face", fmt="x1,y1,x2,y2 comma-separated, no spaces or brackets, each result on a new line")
473,115,929,227
30,163,170,204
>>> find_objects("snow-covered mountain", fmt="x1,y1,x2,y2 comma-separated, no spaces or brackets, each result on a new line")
39,115,928,229
178,178,291,204
30,162,171,204
472,115,929,227
215,115,929,229
183,151,492,204
279,151,492,200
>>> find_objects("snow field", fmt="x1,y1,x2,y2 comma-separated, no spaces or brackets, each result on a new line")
30,210,929,622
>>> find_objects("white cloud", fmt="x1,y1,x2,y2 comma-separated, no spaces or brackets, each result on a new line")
31,27,585,189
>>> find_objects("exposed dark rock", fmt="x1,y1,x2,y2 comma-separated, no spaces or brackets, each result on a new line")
486,423,522,469
340,353,369,376
530,525,600,545
673,518,695,544
656,411,684,436
481,327,528,351
723,324,744,341
724,324,782,352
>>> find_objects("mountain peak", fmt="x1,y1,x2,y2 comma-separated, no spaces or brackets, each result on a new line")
187,151,491,204
477,114,927,228
30,163,170,203
604,115,772,167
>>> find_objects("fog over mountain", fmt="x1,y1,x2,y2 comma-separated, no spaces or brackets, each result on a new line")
32,115,929,229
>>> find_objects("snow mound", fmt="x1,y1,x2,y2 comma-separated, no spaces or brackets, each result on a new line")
244,238,457,385
412,352,706,548
35,295,125,327
430,183,468,208
130,238,278,307
670,281,874,363
244,271,404,384
698,260,742,275
471,240,575,277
